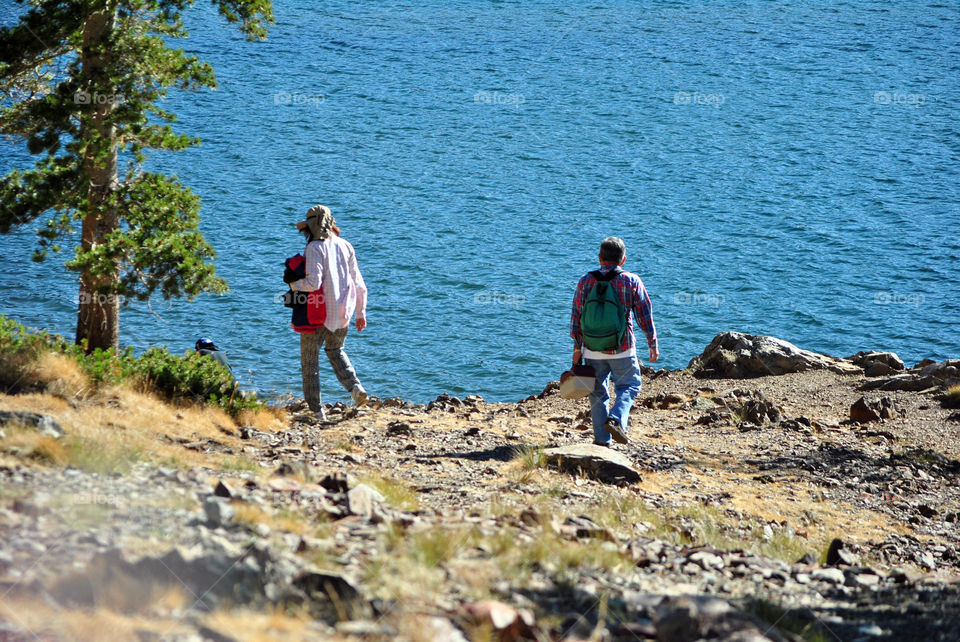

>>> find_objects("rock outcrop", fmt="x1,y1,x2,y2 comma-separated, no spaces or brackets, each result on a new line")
847,351,906,377
861,359,960,392
688,332,860,378
0,410,65,439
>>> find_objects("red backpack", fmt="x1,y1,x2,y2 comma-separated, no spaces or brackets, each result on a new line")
283,254,326,332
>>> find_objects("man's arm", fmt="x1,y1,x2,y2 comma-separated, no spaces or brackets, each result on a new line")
289,242,322,292
570,278,587,364
634,280,659,363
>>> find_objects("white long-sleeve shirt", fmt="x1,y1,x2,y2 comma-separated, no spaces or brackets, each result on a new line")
289,235,367,331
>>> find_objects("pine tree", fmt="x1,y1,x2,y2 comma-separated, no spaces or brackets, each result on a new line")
0,0,273,350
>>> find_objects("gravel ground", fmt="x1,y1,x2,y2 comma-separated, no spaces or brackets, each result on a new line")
1,364,959,641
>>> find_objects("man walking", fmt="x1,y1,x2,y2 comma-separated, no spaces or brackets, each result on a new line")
286,204,368,420
570,237,658,445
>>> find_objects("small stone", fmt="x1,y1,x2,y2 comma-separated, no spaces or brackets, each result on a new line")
462,600,535,638
914,551,936,570
203,497,235,528
347,484,386,520
845,571,880,588
858,623,886,637
213,480,235,498
850,397,881,423
825,538,858,566
693,397,718,411
689,551,724,570
811,568,845,584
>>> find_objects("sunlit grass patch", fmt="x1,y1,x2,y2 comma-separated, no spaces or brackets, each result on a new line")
943,384,960,408
231,502,312,535
357,474,419,511
199,605,313,642
0,592,194,642
362,523,477,603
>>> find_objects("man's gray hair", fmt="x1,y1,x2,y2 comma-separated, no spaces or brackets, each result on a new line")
599,237,626,263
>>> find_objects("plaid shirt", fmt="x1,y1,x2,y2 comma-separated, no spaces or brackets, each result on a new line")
570,264,657,354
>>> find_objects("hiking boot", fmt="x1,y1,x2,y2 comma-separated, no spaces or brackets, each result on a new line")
351,384,368,408
314,407,328,423
604,418,629,444
593,441,611,448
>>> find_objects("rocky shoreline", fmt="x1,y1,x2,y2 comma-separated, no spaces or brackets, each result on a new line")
1,333,958,641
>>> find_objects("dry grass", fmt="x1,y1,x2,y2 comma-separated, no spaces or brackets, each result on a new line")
357,474,419,511
231,502,312,535
0,590,192,642
0,386,284,474
236,404,287,430
0,425,69,466
27,351,92,399
199,606,318,642
944,384,960,408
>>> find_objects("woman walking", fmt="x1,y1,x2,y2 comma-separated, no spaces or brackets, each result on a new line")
286,204,368,420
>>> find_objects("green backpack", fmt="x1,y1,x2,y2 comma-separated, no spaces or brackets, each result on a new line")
581,269,626,351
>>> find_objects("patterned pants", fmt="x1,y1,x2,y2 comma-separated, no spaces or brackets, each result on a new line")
300,327,361,411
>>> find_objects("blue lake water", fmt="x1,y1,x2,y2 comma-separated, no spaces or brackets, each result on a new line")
1,1,958,403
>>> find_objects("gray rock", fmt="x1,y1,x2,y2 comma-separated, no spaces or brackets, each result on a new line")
689,551,724,570
347,484,386,520
811,568,845,584
654,596,787,642
543,444,641,485
847,351,905,375
917,359,960,380
48,544,264,611
845,571,880,587
914,551,936,570
688,332,861,378
693,397,718,411
203,497,235,528
421,617,469,642
861,374,941,392
0,411,65,439
857,623,886,637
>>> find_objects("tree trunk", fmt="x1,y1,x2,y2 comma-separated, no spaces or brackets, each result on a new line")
76,2,119,352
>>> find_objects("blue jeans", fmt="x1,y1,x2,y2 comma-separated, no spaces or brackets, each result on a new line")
584,355,643,445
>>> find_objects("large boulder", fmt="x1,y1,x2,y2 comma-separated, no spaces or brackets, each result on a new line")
543,444,641,485
47,538,366,621
654,595,793,642
687,332,860,378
